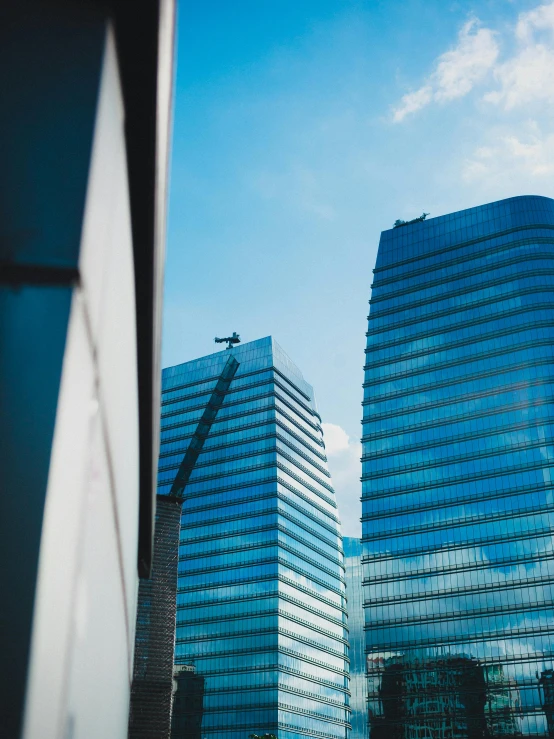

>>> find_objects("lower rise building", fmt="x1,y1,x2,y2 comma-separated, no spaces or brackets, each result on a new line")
159,337,350,739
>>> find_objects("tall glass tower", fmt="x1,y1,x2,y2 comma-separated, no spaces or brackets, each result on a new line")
344,537,369,739
159,337,349,739
362,196,554,737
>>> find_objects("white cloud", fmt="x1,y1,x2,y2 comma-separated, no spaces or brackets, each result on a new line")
462,121,554,186
485,2,554,109
322,422,350,454
322,423,361,537
516,1,554,43
392,19,498,122
392,85,433,123
485,43,554,109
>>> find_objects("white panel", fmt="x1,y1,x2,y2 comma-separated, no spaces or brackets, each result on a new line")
63,414,130,739
22,292,96,739
23,24,139,739
78,24,125,338
80,27,140,648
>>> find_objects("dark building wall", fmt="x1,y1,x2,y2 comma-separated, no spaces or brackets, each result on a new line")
171,670,205,739
129,496,182,739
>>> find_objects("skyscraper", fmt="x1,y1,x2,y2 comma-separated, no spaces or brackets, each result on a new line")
362,196,554,737
159,337,350,739
344,537,369,739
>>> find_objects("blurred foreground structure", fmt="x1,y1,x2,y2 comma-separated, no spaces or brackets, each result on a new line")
0,1,175,737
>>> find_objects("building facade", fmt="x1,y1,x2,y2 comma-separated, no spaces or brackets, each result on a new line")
362,196,554,737
1,3,174,737
159,337,350,739
344,538,369,739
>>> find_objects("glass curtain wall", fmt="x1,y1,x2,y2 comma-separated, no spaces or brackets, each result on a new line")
362,196,554,737
159,337,350,739
344,537,369,739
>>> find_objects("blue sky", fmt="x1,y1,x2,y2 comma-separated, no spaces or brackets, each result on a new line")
163,0,554,534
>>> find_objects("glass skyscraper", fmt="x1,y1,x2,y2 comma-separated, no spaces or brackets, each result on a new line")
158,337,349,739
362,196,554,737
344,537,369,739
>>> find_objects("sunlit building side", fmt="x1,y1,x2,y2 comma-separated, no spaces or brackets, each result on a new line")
362,196,554,737
159,337,350,739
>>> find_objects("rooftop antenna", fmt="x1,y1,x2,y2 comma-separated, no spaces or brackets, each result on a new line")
215,331,241,350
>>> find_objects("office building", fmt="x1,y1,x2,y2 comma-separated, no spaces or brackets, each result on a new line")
363,196,554,736
344,538,369,739
0,2,175,736
160,337,350,739
171,666,205,739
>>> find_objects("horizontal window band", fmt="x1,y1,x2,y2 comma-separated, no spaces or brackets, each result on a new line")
365,301,554,350
178,572,347,614
369,267,554,321
177,642,349,676
372,224,554,276
361,451,554,484
363,358,551,401
181,543,345,583
364,597,554,630
178,625,347,661
369,268,554,321
362,502,554,539
363,337,554,385
162,364,312,405
162,457,337,508
203,699,350,727
276,404,325,447
162,375,270,409
362,550,554,584
178,606,348,643
160,426,274,460
362,481,554,519
180,501,341,547
174,660,348,693
161,397,273,432
370,243,554,299
179,585,346,629
160,435,331,482
201,682,350,709
366,284,553,334
180,554,345,595
361,437,554,480
200,718,349,739
364,621,554,652
362,394,554,439
161,388,273,421
364,319,554,370
183,491,342,540
273,376,319,420
361,468,554,508
362,524,551,561
364,574,554,607
180,470,338,526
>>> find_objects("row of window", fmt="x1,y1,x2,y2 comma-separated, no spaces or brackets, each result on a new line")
371,240,554,298
371,260,554,315
364,397,554,448
376,218,554,275
364,489,554,535
367,326,554,383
